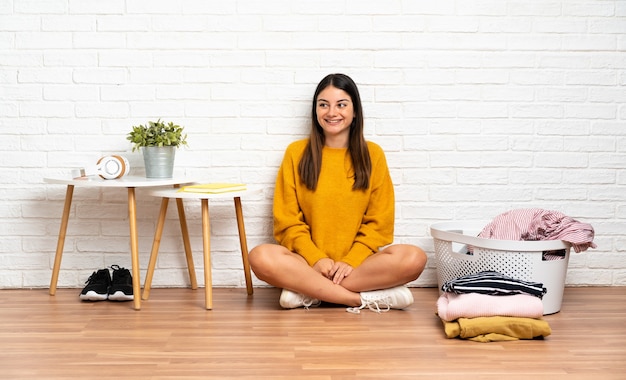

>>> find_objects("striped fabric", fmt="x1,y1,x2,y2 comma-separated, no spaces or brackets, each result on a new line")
441,271,547,299
478,208,596,253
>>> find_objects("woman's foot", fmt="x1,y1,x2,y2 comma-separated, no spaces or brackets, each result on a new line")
279,289,321,309
347,286,414,314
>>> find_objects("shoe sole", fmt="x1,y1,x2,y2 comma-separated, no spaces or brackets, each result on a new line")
107,291,134,301
79,291,108,301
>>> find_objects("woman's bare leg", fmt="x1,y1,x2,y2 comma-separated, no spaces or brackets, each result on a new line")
340,244,427,292
249,243,427,306
249,243,362,306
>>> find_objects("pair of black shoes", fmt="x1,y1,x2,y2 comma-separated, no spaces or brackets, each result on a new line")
79,265,133,302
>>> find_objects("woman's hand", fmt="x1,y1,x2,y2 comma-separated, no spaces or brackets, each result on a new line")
329,261,353,285
313,258,353,285
313,258,335,279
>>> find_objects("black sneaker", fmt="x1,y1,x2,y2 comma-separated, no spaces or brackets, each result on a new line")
107,265,134,301
79,268,111,301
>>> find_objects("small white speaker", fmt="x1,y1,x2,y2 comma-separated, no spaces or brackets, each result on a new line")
96,155,130,180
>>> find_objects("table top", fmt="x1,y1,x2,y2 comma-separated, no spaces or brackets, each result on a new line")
148,186,262,200
44,176,194,188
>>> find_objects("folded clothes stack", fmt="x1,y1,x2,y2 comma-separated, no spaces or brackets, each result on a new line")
436,271,551,343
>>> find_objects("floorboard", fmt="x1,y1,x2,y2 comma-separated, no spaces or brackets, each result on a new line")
0,287,624,379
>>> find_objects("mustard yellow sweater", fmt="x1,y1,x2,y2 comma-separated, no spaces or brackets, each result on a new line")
273,139,395,268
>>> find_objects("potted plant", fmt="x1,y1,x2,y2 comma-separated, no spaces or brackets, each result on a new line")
127,119,188,178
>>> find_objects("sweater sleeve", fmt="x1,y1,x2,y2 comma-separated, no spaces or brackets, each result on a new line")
341,144,395,267
272,143,328,266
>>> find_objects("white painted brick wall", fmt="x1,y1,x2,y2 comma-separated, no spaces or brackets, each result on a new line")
1,0,624,290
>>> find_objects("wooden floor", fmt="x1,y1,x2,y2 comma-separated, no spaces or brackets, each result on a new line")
0,287,624,380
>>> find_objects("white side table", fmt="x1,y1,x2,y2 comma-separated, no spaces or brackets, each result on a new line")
44,176,193,310
142,187,261,309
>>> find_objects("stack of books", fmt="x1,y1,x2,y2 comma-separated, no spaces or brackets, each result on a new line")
178,183,247,194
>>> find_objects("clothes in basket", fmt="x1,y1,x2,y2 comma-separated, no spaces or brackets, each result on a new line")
478,208,596,253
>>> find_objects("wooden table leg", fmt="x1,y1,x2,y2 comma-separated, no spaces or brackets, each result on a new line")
201,199,213,310
234,197,254,295
49,185,74,296
127,187,141,310
142,197,169,301
175,198,197,289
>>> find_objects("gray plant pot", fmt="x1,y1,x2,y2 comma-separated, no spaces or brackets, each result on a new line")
142,146,176,178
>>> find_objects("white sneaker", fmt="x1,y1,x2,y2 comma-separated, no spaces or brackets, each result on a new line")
279,289,321,310
347,286,414,314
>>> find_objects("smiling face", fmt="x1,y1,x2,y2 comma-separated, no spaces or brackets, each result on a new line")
315,85,354,148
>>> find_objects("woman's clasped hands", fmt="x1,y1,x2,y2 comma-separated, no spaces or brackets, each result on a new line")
313,258,353,285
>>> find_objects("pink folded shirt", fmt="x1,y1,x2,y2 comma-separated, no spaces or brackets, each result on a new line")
437,292,544,322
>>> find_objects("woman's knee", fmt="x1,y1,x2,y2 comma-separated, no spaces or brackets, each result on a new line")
410,245,428,274
248,243,293,281
393,244,427,279
248,243,274,272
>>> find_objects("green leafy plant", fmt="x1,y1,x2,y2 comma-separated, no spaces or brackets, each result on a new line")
126,119,188,152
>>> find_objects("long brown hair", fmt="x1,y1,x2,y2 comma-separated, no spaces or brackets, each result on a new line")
298,73,371,191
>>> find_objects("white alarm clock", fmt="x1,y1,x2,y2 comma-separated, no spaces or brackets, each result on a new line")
96,155,130,180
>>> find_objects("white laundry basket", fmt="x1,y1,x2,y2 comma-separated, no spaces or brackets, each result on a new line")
430,221,571,315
